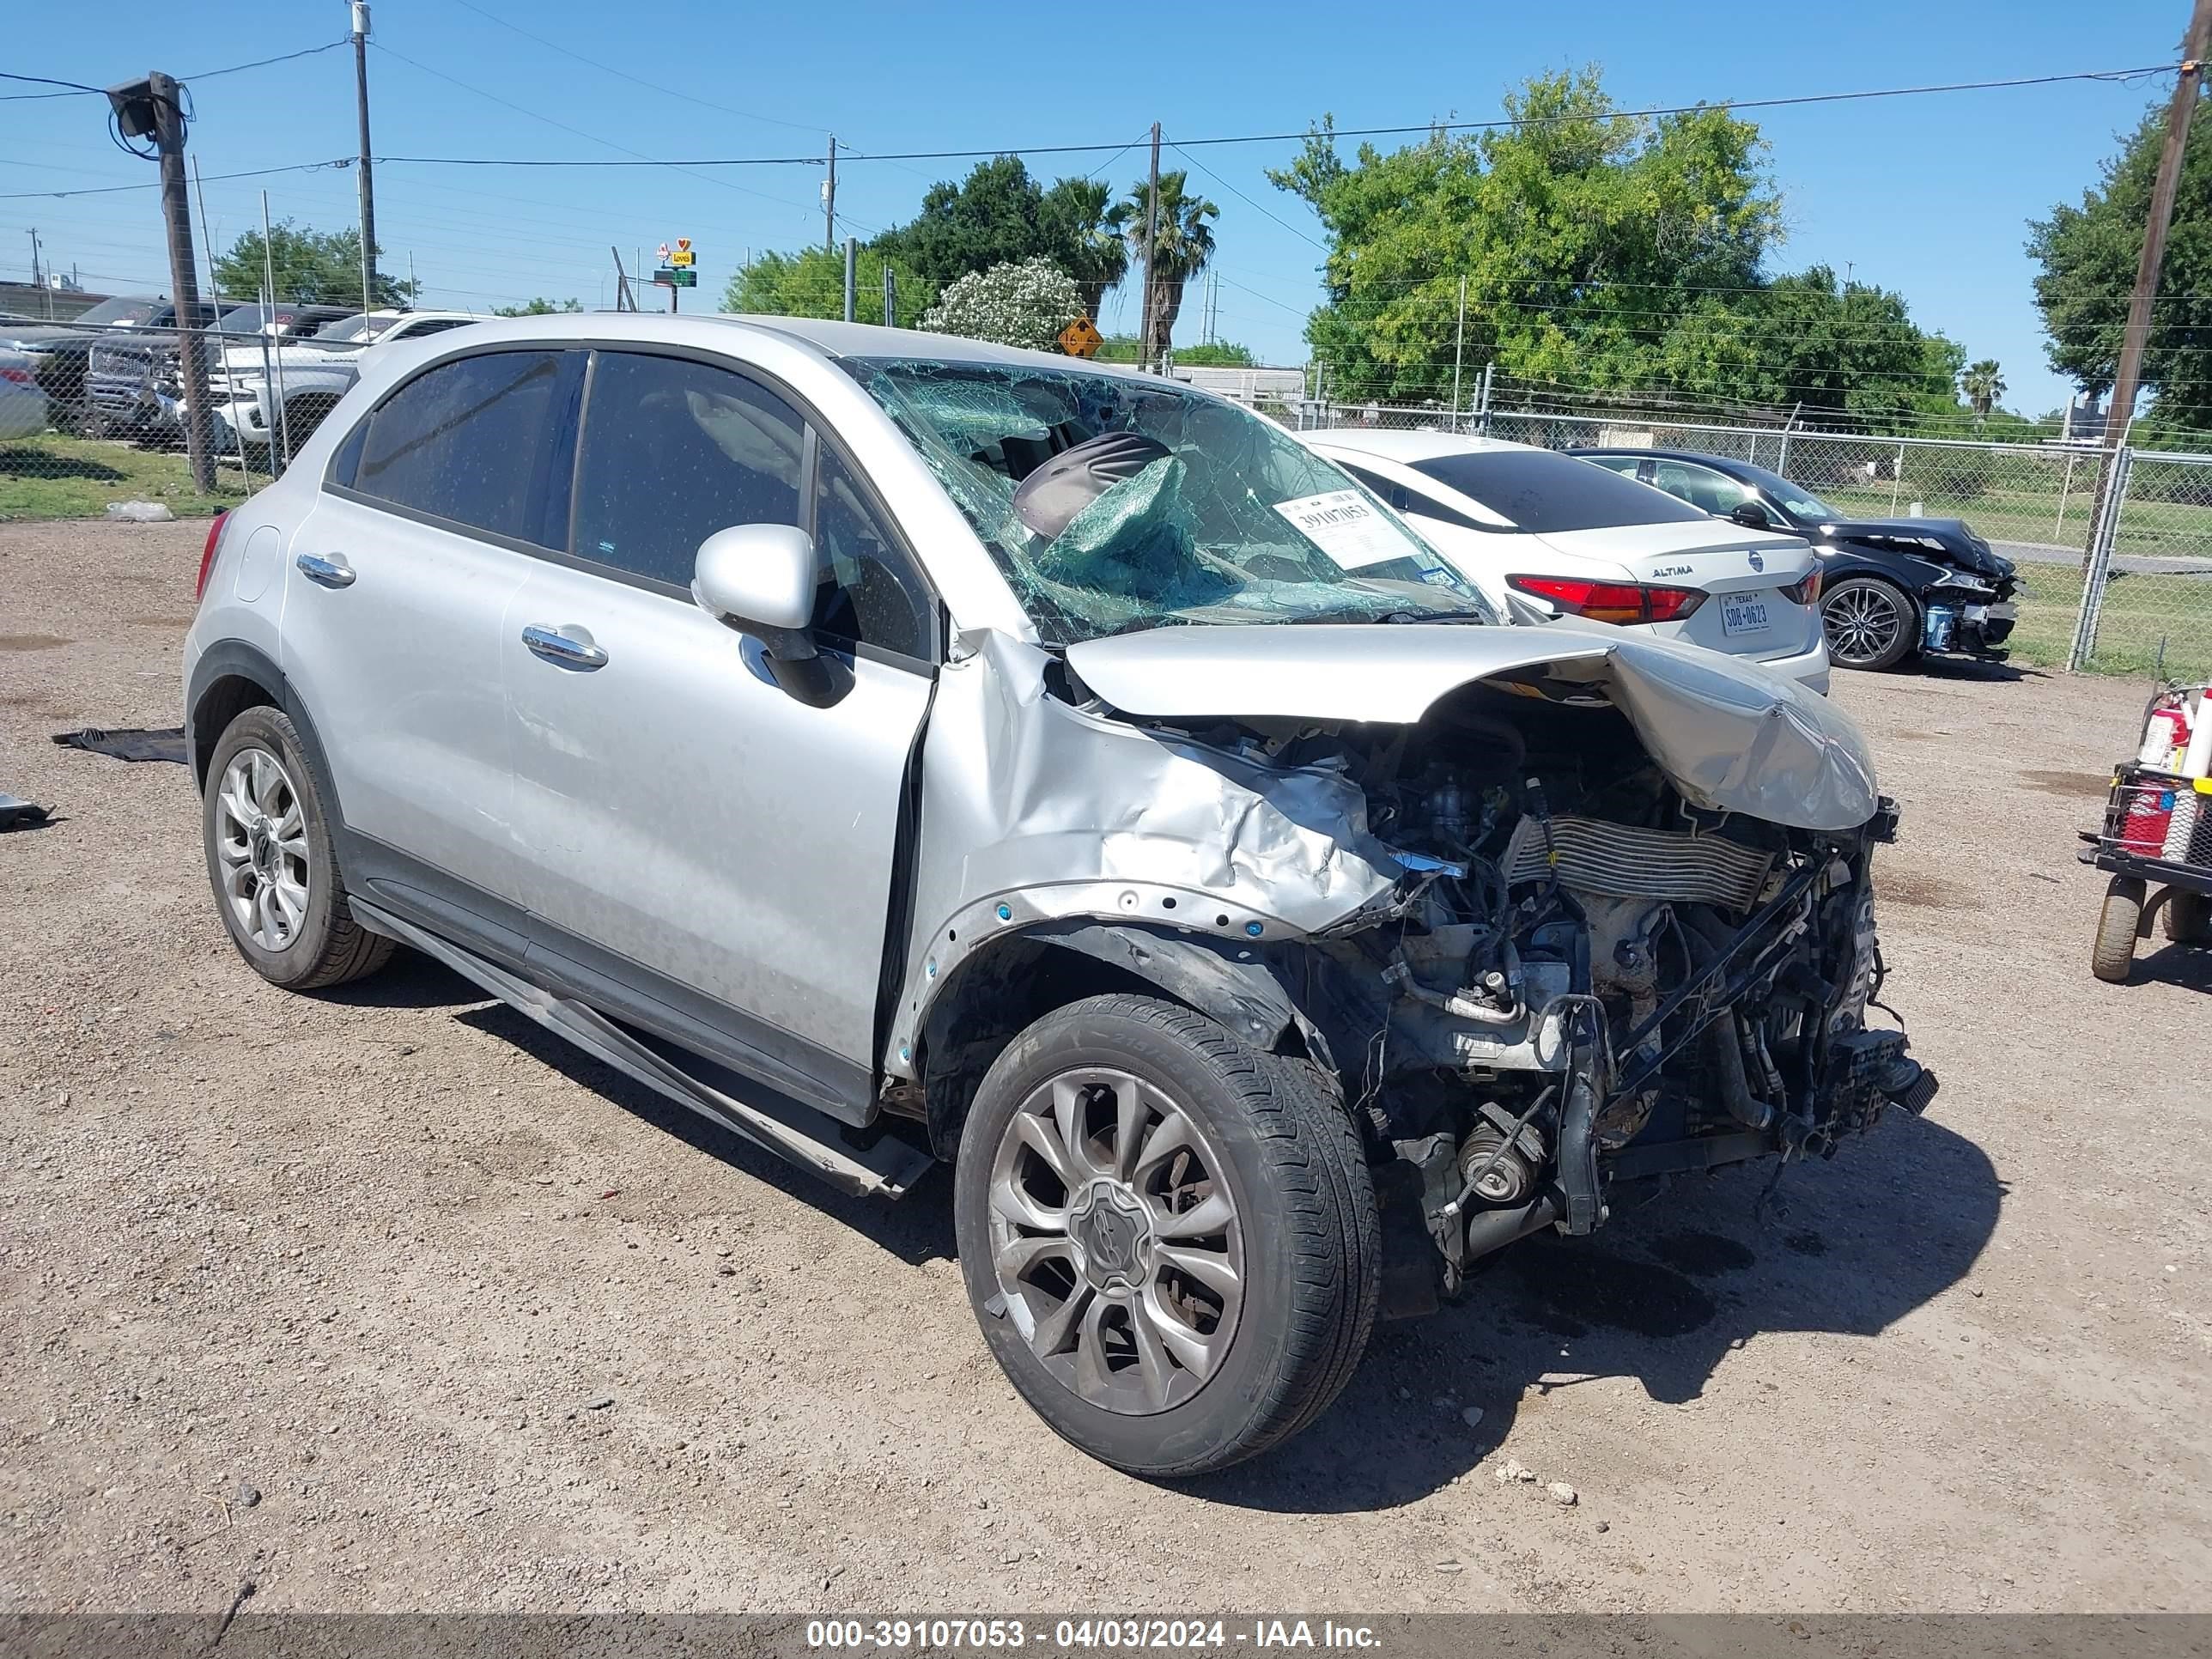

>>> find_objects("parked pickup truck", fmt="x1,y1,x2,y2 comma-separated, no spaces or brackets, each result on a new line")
212,309,485,454
88,303,354,442
0,295,222,434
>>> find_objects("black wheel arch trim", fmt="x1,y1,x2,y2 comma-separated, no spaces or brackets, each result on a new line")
913,918,1331,1158
186,640,347,823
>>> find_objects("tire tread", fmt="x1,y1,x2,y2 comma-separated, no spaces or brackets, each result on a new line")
962,992,1378,1478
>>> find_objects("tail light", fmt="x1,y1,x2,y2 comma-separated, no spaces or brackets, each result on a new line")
0,367,33,386
1508,574,1706,626
195,510,229,601
1779,569,1824,606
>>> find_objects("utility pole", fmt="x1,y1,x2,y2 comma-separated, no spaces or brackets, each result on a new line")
823,135,836,252
138,71,216,492
351,2,378,315
882,260,896,328
1141,122,1160,372
2106,0,2212,451
1449,275,1468,431
611,246,635,312
843,236,857,323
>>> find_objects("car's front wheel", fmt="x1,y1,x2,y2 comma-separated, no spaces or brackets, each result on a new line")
954,994,1377,1477
202,704,394,990
1822,575,1917,671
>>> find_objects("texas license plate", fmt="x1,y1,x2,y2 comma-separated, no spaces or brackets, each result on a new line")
1720,594,1771,636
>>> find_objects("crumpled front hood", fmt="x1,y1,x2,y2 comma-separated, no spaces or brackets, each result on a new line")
1066,622,1878,831
1822,516,2009,578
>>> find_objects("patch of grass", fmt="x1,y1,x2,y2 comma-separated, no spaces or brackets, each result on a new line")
0,434,269,521
2008,559,2212,680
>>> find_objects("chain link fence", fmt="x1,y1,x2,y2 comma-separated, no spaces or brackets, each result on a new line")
1,307,374,525
1297,395,2212,680
10,321,2212,680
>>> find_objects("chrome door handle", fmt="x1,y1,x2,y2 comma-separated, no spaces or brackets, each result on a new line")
521,623,608,670
295,552,356,589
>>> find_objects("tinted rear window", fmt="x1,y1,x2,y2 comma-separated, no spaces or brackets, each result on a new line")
1411,449,1711,533
350,349,575,546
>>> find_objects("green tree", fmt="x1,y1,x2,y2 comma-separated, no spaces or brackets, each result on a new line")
721,245,937,325
1094,334,1255,366
2029,99,2212,423
493,297,583,316
1109,171,1218,362
214,222,415,308
1040,177,1128,323
873,156,1060,289
1270,70,1778,406
1668,267,1960,428
1960,358,2007,428
919,257,1080,351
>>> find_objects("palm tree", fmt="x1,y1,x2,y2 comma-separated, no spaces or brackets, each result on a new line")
1041,178,1128,325
1109,171,1219,365
1961,359,2006,431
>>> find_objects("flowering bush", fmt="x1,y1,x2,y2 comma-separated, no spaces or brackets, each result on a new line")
921,258,1082,351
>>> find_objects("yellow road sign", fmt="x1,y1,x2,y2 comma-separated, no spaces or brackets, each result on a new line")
1059,314,1103,359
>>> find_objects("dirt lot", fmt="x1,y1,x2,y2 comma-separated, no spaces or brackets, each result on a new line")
3,520,2209,1616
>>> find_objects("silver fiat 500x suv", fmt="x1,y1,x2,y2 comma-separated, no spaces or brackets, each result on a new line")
185,313,1936,1476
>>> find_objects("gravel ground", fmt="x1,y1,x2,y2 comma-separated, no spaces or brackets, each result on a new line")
3,520,2209,1616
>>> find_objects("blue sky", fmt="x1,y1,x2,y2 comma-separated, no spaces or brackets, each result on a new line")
0,0,2185,418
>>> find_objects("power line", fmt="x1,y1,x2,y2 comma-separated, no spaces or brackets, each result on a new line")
363,62,2181,173
0,160,354,202
0,40,349,102
1167,143,1325,252
368,44,823,221
442,0,826,136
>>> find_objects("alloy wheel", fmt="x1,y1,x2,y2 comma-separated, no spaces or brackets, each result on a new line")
986,1067,1244,1415
213,745,311,951
1825,584,1903,666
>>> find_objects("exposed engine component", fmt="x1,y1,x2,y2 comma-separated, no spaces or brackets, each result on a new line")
1232,682,1937,1306
1501,813,1775,910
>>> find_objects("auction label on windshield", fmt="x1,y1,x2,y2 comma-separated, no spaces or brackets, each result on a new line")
1273,489,1409,569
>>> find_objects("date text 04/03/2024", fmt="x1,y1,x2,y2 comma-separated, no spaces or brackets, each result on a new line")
803,1619,1382,1650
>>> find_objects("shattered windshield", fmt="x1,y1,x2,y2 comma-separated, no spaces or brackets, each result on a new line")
845,356,1496,643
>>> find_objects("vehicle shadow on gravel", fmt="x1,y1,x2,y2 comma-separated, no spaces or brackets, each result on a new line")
447,999,958,1268
1193,1114,2003,1514
2130,941,2212,994
1906,657,2042,684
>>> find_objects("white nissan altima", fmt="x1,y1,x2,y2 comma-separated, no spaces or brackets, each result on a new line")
1305,428,1831,693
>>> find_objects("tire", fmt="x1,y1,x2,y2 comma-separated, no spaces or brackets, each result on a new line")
201,704,394,991
954,993,1378,1478
2166,889,2212,945
2092,876,2145,983
1821,576,1918,671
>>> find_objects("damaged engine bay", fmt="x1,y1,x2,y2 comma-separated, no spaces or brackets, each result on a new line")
1097,675,1940,1306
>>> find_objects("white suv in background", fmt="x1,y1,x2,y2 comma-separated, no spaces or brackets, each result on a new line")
1305,428,1832,692
215,309,485,455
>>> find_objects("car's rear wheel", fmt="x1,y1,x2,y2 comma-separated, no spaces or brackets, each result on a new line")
2092,875,2145,983
953,994,1377,1477
202,705,393,990
1822,576,1917,671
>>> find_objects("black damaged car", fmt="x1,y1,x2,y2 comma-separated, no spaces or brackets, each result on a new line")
1570,447,2020,672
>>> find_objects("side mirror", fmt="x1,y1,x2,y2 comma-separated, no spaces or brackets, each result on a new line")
692,523,845,708
1729,500,1773,531
693,522,817,641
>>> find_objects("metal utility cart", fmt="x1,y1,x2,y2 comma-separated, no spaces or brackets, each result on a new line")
2081,761,2212,981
